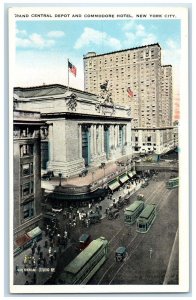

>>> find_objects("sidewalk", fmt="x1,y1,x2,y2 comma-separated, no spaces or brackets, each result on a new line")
14,177,143,285
42,161,132,191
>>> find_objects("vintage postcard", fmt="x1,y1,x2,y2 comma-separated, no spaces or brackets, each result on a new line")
9,5,189,294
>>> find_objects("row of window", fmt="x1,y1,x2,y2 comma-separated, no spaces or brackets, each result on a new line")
21,163,33,176
21,181,34,198
23,200,34,219
20,144,34,157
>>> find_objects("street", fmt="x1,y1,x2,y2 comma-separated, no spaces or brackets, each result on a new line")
13,171,178,285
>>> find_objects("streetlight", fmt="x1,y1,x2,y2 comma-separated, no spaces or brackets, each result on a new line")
58,173,62,186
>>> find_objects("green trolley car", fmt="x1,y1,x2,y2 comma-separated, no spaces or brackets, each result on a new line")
136,204,156,233
166,177,179,189
124,200,144,225
58,237,108,284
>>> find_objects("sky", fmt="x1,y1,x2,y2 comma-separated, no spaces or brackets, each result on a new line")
15,19,181,119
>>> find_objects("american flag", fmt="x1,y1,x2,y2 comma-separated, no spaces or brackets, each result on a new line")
127,87,134,97
68,60,77,77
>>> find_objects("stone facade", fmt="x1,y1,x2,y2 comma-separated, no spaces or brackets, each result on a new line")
14,84,132,177
132,127,177,155
13,110,44,243
83,44,175,155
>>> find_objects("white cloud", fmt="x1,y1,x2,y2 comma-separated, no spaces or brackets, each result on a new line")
16,28,27,36
122,21,135,31
74,27,121,50
166,38,179,50
140,33,157,45
16,33,55,49
47,31,65,38
122,21,157,47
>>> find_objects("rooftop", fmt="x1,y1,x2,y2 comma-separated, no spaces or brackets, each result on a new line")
14,84,99,101
138,204,155,219
64,238,104,274
83,43,161,59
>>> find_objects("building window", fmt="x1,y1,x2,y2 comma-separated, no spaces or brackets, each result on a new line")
21,163,33,177
21,181,34,198
20,144,33,157
23,201,34,219
147,136,151,142
135,136,138,142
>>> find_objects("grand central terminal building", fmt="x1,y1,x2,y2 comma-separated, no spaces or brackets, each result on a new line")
14,84,133,178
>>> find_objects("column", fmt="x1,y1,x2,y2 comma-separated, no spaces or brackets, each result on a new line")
117,125,119,147
115,125,118,148
110,125,114,148
98,125,102,154
78,124,82,159
48,124,53,161
90,125,94,158
125,125,128,145
101,125,104,153
94,125,97,156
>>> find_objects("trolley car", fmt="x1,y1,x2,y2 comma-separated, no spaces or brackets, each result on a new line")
58,237,108,284
124,200,144,225
166,177,179,189
136,204,156,233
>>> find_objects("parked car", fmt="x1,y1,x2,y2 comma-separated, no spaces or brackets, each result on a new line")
43,212,57,224
42,171,54,181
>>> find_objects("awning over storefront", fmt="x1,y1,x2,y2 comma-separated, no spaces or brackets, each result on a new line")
27,226,42,240
128,171,133,178
108,179,120,191
119,174,129,184
16,234,31,248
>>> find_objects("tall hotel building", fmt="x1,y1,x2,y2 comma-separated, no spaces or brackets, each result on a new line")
84,44,175,155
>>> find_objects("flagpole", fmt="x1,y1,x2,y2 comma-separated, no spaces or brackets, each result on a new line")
67,58,69,91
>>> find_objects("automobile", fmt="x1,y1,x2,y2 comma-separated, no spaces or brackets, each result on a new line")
115,246,127,262
41,171,54,181
88,212,102,224
133,157,142,163
78,233,91,251
137,194,144,201
107,208,120,220
141,181,149,188
43,212,57,224
79,170,88,177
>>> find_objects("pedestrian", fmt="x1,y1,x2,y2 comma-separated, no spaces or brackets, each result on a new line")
24,268,28,276
39,251,43,259
37,244,41,254
53,249,57,260
44,240,48,248
43,257,47,267
37,257,41,267
31,246,35,256
50,254,54,264
48,246,52,256
23,255,28,265
25,280,29,285
15,264,19,274
31,257,36,268
33,272,36,284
